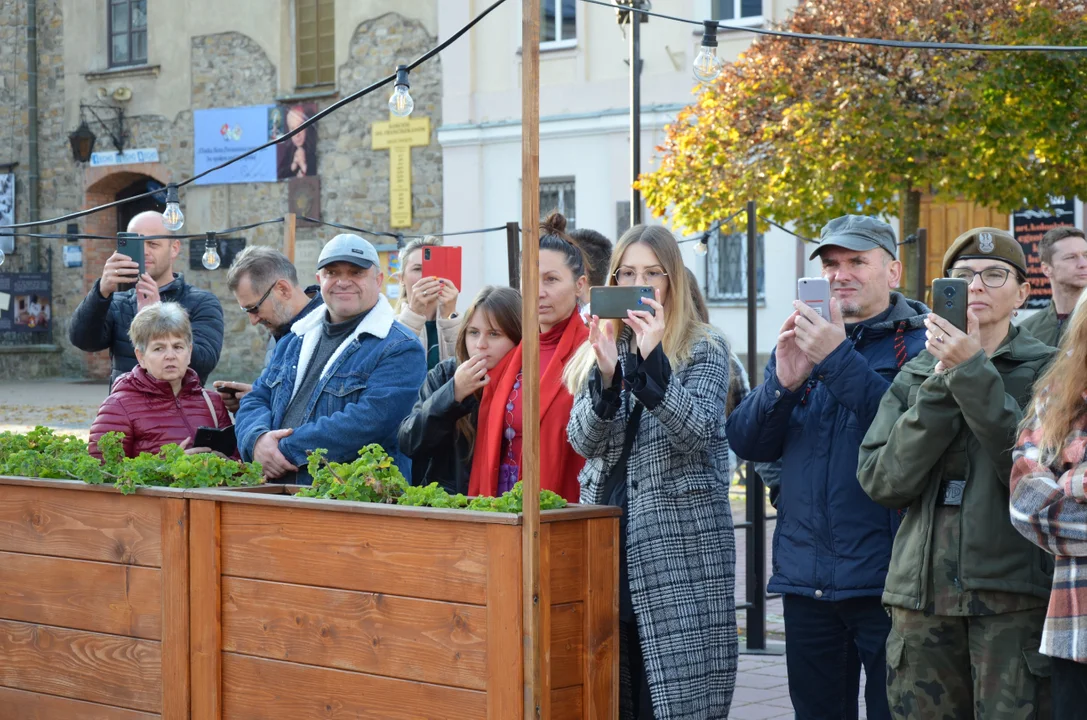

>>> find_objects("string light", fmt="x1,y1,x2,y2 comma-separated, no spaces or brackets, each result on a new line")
694,238,709,256
162,184,185,232
388,65,415,118
693,20,723,83
201,232,222,270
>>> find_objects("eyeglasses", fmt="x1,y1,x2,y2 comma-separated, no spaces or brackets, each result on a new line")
947,267,1013,289
241,282,276,315
614,266,669,287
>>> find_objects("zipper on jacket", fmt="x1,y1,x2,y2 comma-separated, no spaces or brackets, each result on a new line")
175,396,197,438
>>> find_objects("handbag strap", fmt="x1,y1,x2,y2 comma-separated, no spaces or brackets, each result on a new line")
200,389,219,429
599,399,644,504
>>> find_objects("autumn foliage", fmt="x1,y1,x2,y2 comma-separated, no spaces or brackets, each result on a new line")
638,0,1087,236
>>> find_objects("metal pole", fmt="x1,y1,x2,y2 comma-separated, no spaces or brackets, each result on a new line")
506,221,521,290
744,200,767,651
629,2,642,226
27,0,39,271
915,228,928,302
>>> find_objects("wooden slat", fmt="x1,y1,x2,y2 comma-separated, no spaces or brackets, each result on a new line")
550,602,584,691
0,619,161,713
552,686,584,719
0,686,160,720
0,485,161,566
585,517,619,720
222,576,487,690
0,551,161,639
221,653,486,720
220,504,490,604
160,499,189,720
550,519,586,605
486,524,523,719
190,500,222,720
539,523,552,719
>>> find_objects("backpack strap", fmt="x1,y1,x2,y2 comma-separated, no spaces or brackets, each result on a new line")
200,389,219,429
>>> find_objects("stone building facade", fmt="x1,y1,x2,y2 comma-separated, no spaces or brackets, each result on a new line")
0,1,441,383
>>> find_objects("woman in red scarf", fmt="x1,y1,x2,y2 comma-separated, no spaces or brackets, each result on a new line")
469,212,592,502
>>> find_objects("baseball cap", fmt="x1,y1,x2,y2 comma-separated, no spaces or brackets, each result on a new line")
809,215,898,261
317,233,379,270
942,227,1027,277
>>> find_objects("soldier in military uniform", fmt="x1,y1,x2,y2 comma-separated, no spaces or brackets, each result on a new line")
1019,225,1087,347
858,228,1056,718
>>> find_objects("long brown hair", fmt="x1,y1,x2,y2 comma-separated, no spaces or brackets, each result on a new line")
1021,293,1087,463
564,224,717,393
455,286,523,451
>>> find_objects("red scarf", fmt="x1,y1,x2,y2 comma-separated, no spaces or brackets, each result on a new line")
469,311,589,502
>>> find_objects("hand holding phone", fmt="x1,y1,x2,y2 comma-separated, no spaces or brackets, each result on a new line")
797,277,831,322
111,233,146,294
421,246,462,290
590,286,656,319
931,278,968,333
192,425,237,457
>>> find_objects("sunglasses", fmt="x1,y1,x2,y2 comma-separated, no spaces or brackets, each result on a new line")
242,282,276,315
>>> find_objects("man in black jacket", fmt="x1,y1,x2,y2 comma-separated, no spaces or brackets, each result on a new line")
68,211,224,388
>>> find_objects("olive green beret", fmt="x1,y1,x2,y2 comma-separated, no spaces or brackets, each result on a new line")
942,227,1027,277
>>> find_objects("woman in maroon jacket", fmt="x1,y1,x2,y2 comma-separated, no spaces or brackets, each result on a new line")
89,302,232,459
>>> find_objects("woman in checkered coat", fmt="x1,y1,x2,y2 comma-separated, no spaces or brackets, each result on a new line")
565,224,737,719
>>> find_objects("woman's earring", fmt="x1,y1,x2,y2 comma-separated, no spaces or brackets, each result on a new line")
1013,309,1019,317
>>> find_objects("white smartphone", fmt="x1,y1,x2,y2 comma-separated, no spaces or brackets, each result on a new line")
797,277,831,322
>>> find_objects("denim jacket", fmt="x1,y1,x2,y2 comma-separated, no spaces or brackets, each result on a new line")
236,294,427,483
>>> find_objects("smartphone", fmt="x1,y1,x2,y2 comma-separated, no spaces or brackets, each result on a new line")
116,232,145,293
421,246,462,289
590,286,656,319
932,278,968,333
193,425,237,457
797,277,831,321
216,385,239,398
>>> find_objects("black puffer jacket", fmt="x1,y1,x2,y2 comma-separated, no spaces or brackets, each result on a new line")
397,357,478,494
68,273,225,389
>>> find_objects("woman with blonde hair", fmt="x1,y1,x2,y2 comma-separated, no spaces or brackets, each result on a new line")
395,236,460,369
1011,291,1087,714
565,224,736,719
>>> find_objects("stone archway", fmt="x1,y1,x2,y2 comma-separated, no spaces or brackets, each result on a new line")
78,163,171,378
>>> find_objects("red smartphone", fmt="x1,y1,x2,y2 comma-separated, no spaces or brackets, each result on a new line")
421,246,462,289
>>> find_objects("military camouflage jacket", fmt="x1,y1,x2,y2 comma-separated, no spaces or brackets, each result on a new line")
1019,302,1065,348
858,326,1055,611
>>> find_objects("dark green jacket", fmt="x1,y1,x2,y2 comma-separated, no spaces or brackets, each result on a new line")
1019,302,1064,348
858,326,1055,610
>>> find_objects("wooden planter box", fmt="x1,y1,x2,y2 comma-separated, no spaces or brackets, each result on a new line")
0,477,619,719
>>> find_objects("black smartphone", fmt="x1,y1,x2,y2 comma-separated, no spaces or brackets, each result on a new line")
932,278,968,333
193,425,237,456
590,286,656,319
215,384,239,398
116,232,145,293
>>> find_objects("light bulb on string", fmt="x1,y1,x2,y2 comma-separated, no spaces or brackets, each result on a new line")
162,184,185,232
693,20,723,83
388,65,414,117
694,238,709,256
201,233,221,270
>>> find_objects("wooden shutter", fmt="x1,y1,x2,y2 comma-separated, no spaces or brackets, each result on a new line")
296,0,335,88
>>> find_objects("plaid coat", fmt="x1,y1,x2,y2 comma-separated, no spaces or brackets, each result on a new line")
1010,399,1087,662
568,330,737,719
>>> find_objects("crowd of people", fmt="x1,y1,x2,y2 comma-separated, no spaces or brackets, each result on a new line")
70,204,1087,719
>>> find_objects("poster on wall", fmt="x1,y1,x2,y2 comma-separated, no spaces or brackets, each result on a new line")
0,173,13,255
0,272,51,333
193,103,318,186
1012,195,1077,309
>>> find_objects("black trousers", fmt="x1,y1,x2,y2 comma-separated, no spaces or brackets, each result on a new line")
620,619,656,720
1051,655,1087,719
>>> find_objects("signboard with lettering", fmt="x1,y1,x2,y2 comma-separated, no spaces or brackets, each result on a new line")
371,116,430,228
89,148,160,167
193,103,319,186
1013,196,1077,309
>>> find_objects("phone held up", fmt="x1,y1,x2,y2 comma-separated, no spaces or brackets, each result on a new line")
116,232,145,293
932,278,968,333
590,286,656,319
421,246,462,290
797,277,832,322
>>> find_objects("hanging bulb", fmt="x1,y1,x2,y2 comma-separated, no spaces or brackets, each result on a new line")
388,65,414,117
693,20,723,83
162,184,185,232
201,233,221,270
694,239,709,256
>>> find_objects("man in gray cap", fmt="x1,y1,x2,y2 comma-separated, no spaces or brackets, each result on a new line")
235,233,426,483
727,215,930,720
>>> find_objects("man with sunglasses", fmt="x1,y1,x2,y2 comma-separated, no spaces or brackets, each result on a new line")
214,246,323,412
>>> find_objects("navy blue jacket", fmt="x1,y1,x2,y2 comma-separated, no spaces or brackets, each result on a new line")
726,293,928,600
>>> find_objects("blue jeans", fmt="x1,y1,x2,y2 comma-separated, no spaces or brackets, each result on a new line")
782,594,892,720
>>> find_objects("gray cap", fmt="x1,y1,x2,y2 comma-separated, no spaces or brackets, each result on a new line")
809,215,898,261
317,233,379,270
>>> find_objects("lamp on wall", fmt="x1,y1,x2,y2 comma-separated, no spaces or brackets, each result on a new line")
68,121,97,163
67,102,127,163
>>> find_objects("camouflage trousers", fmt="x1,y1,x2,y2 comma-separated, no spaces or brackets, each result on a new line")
886,607,1051,720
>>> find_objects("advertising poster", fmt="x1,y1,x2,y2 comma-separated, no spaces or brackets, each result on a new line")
193,103,318,186
0,272,51,333
1013,196,1077,309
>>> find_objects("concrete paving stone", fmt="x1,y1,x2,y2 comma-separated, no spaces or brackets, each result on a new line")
734,671,790,690
731,686,794,707
727,701,800,720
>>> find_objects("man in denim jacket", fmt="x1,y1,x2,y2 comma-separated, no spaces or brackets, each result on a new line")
236,234,426,483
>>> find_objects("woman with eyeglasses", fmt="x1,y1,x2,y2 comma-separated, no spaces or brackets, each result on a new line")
468,212,591,502
564,224,736,719
395,236,461,370
859,228,1055,718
